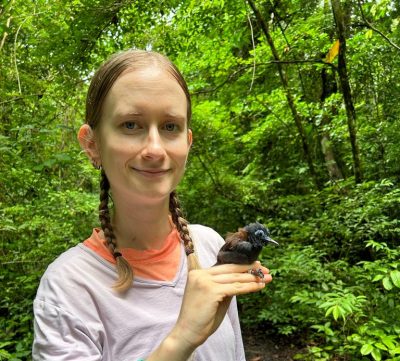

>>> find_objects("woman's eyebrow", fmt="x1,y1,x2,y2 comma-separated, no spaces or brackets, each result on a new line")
114,111,143,119
163,112,186,121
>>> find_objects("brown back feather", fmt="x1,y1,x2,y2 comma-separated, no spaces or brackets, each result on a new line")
221,229,248,251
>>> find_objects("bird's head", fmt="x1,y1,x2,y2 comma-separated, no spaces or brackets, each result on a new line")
245,222,279,246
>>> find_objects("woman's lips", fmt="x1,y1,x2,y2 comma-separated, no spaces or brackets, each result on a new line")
132,168,171,178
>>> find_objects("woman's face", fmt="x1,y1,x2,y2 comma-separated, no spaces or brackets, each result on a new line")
95,66,192,204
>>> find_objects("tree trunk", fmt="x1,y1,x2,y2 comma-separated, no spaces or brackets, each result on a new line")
246,0,321,189
331,0,363,183
320,68,344,181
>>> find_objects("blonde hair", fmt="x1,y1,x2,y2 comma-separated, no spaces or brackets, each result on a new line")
86,49,198,292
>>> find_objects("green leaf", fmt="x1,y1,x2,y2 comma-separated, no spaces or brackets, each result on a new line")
372,274,385,282
325,306,333,317
383,276,393,290
332,305,341,320
374,342,388,351
381,336,396,350
389,346,400,355
361,344,373,355
0,349,12,357
365,29,373,38
390,270,400,288
371,348,382,361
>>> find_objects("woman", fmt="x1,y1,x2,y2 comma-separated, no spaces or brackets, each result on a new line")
32,49,272,361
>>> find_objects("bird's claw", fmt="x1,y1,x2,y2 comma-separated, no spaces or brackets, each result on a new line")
248,268,264,279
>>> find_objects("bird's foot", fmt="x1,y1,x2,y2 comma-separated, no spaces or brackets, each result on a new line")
248,268,264,279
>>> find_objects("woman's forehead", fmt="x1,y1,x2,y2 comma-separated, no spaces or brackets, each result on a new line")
102,68,188,119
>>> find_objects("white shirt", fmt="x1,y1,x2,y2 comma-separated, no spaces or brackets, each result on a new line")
32,224,246,361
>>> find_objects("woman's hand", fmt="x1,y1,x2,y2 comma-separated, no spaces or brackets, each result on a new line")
147,261,271,361
174,261,271,347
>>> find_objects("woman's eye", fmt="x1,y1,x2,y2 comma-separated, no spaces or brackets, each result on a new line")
164,123,179,132
124,121,137,130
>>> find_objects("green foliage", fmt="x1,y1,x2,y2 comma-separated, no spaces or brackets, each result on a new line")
272,239,400,361
237,181,400,360
1,0,400,360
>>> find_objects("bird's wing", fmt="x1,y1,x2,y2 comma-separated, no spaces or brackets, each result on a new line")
215,229,254,265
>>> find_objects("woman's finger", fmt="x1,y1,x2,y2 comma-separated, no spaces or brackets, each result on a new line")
218,280,266,296
211,272,267,284
207,261,266,275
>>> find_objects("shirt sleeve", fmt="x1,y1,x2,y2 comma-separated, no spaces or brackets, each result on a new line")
32,299,102,361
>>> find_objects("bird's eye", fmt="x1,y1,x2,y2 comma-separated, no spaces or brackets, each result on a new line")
255,230,264,237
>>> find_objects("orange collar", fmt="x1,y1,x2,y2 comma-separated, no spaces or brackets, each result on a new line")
83,228,181,281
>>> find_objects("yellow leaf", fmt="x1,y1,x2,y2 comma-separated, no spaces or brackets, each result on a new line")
365,29,373,39
325,39,340,63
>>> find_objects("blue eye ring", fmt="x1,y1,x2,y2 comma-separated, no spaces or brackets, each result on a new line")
255,230,264,237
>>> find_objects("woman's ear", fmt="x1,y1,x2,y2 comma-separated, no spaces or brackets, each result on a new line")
187,129,193,148
77,124,101,165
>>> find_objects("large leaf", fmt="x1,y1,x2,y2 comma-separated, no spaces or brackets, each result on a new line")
390,270,400,288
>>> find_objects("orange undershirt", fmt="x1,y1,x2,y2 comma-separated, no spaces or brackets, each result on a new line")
83,227,181,281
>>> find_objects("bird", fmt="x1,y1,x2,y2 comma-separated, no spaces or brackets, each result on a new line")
215,222,278,278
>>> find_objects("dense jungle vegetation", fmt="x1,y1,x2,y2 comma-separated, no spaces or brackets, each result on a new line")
1,0,400,360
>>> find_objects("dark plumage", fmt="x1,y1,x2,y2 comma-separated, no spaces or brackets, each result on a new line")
215,222,278,277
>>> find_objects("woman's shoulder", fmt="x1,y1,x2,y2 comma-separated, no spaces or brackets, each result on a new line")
43,244,102,275
188,224,225,267
188,223,221,237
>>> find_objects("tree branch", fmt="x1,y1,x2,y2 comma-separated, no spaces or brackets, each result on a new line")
1,260,45,265
268,59,337,69
0,15,12,52
192,66,249,94
193,59,336,95
194,154,222,191
357,0,400,52
0,94,43,105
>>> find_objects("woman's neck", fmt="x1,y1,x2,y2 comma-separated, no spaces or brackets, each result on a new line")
110,196,173,250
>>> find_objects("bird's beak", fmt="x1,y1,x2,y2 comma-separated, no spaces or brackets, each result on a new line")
264,236,279,246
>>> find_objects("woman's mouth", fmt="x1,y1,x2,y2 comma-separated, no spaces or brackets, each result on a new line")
131,168,171,178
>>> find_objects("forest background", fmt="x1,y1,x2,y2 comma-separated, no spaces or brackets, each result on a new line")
1,0,400,360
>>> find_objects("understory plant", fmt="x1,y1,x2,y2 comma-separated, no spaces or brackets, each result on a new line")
238,180,400,361
238,241,399,360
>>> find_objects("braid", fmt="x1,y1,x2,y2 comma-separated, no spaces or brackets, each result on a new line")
169,191,201,270
99,170,133,292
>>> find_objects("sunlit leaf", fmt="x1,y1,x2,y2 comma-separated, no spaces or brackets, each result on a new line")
371,348,382,361
365,29,373,39
390,270,400,288
361,344,373,355
383,276,393,290
374,342,388,351
325,39,340,63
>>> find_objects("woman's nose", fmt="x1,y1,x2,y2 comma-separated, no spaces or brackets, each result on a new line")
141,127,166,159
